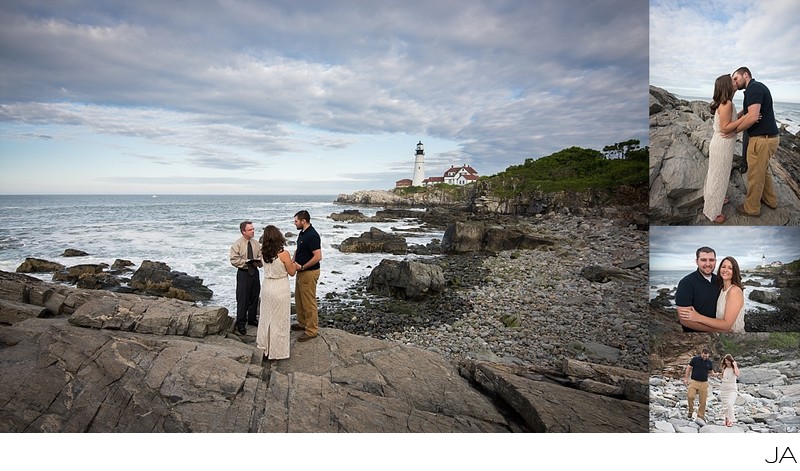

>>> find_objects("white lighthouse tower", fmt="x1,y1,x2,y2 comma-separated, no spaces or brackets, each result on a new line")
411,140,425,186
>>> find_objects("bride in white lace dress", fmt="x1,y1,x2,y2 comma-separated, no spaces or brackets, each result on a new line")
678,256,745,333
257,225,297,360
703,75,747,223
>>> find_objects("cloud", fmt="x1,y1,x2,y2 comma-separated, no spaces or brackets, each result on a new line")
650,0,800,101
0,0,650,194
650,226,800,270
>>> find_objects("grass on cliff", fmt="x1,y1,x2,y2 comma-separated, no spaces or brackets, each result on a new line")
719,332,799,362
484,141,648,196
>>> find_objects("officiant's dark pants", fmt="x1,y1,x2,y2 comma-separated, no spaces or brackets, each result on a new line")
236,268,260,326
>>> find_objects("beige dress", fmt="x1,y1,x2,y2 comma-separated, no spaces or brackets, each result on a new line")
703,103,737,221
256,254,291,359
716,286,745,333
719,368,738,423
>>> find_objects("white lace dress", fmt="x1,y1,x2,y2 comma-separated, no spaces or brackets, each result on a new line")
716,285,745,333
703,103,737,221
719,367,738,423
256,255,291,359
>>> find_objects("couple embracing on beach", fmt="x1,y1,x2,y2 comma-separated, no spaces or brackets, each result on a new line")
702,66,780,223
676,246,745,333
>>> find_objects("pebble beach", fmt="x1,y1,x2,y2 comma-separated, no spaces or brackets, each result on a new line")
320,212,650,373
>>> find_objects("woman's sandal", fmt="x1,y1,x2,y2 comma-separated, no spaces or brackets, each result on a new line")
714,214,726,224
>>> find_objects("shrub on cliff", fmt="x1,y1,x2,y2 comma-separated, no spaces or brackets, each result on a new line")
485,142,648,196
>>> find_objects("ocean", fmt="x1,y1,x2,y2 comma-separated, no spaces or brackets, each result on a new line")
0,194,442,317
649,269,778,313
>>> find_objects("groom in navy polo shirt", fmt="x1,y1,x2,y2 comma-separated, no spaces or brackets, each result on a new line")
675,246,721,332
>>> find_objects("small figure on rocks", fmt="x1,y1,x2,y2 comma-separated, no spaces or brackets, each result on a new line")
683,347,718,421
719,354,741,427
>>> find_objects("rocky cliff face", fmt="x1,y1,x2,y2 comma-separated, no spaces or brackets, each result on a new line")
0,270,648,432
336,183,647,228
649,85,800,225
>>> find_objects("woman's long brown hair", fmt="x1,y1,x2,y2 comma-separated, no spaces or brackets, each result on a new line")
260,225,286,263
710,74,735,113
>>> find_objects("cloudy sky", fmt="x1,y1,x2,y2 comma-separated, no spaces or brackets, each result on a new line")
650,0,800,102
650,226,800,271
0,0,649,195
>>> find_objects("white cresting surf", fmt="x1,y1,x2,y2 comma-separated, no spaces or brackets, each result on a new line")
0,194,443,317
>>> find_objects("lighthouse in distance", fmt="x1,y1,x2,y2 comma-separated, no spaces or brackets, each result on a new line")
411,140,425,186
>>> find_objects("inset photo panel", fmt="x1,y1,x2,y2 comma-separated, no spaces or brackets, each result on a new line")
649,1,800,226
650,226,800,334
650,332,799,433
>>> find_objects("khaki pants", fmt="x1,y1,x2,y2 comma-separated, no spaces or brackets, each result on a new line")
687,380,709,419
295,269,320,336
743,135,780,215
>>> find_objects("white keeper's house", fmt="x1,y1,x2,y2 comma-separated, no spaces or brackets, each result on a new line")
394,141,479,188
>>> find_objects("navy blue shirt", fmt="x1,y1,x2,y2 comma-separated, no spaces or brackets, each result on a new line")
743,79,779,137
675,269,720,332
689,356,714,382
295,224,321,270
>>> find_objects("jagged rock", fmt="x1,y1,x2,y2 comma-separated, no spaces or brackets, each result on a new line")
15,258,65,274
62,249,89,257
53,264,107,284
0,299,47,324
580,265,641,283
328,209,370,222
0,320,509,432
68,294,231,337
458,360,648,432
129,260,213,302
0,269,649,432
441,221,554,254
649,85,800,225
749,290,779,304
110,259,135,271
336,189,469,207
562,359,649,404
338,227,407,255
366,259,444,300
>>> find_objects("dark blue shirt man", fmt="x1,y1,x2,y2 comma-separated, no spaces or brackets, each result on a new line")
292,210,322,342
731,67,781,216
683,348,718,420
676,247,721,332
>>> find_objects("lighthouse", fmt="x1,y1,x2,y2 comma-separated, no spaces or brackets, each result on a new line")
412,140,425,186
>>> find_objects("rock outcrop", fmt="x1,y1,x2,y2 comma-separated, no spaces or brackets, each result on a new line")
441,221,554,254
62,249,89,257
336,188,469,208
13,257,214,302
338,227,408,255
649,85,800,225
15,257,65,274
0,269,648,433
129,260,213,302
366,259,445,300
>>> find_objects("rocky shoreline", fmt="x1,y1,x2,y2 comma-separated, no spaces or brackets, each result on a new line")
320,211,650,373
